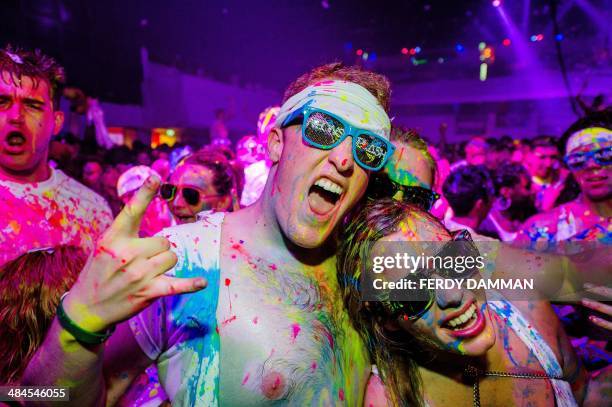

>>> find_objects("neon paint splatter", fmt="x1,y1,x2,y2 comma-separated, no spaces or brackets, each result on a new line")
290,323,301,342
241,372,250,385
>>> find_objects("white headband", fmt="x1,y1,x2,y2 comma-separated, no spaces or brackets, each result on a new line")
566,127,612,153
276,80,391,139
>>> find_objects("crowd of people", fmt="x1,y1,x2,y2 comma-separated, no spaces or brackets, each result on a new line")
0,45,610,406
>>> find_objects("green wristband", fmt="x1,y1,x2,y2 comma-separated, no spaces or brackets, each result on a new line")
56,292,115,345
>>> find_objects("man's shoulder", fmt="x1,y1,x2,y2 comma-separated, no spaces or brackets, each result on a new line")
157,212,225,270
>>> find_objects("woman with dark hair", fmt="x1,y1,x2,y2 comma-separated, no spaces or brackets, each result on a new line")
160,150,239,224
337,199,588,406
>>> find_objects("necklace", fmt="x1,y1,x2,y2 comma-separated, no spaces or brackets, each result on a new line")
463,364,563,407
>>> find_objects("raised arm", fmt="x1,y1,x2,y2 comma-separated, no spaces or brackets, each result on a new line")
21,176,207,405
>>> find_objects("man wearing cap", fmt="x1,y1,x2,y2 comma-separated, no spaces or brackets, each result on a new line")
0,46,112,266
25,63,394,405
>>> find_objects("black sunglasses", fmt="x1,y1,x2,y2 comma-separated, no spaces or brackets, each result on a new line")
379,230,481,321
160,183,220,206
367,173,440,211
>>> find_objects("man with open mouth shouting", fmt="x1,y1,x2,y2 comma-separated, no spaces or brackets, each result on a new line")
23,63,394,405
0,47,112,266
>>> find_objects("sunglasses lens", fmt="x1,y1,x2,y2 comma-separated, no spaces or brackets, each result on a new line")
594,147,612,165
565,153,587,170
160,184,176,201
355,133,388,170
387,290,433,320
304,112,345,147
182,188,201,206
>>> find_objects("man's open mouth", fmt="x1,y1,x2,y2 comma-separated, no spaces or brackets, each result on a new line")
307,177,344,216
6,131,26,147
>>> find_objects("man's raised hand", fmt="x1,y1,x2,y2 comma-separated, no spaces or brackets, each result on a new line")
62,175,207,333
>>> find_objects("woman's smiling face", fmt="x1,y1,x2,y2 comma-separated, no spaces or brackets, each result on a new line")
375,213,496,357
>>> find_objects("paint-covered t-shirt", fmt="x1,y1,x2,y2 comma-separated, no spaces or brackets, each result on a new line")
129,213,223,406
0,168,113,265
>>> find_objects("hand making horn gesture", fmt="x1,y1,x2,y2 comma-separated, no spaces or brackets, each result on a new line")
62,176,207,334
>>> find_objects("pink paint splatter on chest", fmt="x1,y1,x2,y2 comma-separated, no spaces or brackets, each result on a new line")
241,372,250,385
290,323,301,342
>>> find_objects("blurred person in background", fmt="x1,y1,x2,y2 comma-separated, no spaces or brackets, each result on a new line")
210,107,231,148
0,46,112,265
525,135,568,212
100,165,122,215
485,136,514,171
518,110,611,245
366,126,442,220
240,106,280,206
117,165,174,236
450,136,488,171
161,149,237,223
151,157,170,181
81,158,104,193
442,165,498,240
479,162,536,242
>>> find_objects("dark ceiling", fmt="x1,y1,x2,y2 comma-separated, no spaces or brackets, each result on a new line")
1,0,608,104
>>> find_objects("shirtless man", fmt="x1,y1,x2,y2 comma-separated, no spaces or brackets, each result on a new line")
23,63,394,405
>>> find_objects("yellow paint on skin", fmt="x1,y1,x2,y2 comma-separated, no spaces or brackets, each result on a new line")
64,301,107,333
9,220,20,233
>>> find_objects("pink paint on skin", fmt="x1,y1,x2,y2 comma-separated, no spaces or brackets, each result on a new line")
252,316,259,324
225,278,233,314
290,323,301,342
221,315,237,326
323,330,335,349
261,372,285,399
241,372,250,385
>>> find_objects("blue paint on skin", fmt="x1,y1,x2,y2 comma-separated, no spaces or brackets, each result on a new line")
165,247,221,404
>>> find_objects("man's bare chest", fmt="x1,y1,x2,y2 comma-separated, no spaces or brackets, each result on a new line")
215,246,369,404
